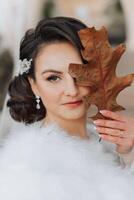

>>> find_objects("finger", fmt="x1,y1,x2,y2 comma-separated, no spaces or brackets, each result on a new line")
96,127,125,137
100,134,124,145
99,110,126,122
94,119,126,130
100,134,134,148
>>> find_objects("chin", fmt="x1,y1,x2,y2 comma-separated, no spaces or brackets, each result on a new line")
59,108,87,120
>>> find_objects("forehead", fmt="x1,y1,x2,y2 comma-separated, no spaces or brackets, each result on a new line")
35,42,82,73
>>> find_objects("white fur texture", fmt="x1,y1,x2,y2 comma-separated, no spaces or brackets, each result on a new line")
0,122,134,200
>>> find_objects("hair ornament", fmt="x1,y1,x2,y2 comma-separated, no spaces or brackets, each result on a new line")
19,58,33,75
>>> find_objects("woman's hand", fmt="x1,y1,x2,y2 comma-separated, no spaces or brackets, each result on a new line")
93,110,134,154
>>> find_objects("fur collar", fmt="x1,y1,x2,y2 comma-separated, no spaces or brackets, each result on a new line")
0,122,134,200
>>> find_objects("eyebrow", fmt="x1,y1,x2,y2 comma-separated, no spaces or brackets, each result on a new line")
41,69,63,75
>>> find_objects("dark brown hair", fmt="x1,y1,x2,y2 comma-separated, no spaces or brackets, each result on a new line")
7,16,87,124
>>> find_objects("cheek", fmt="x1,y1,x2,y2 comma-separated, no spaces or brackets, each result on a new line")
38,83,63,106
42,89,59,104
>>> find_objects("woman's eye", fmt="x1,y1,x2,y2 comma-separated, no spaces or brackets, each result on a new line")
46,75,60,82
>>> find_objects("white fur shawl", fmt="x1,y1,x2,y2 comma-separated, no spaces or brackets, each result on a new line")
0,122,134,200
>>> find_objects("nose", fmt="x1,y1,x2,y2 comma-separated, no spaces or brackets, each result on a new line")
64,74,79,97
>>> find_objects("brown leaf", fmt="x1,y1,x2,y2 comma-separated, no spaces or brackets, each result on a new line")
69,27,134,119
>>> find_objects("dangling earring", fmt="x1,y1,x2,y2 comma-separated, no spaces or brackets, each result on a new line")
35,95,40,110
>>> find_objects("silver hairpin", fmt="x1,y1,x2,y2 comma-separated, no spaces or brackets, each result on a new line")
19,58,32,75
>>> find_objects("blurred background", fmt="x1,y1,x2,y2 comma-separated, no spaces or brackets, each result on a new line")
0,0,134,122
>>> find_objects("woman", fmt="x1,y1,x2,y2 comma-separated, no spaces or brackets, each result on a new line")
0,16,134,200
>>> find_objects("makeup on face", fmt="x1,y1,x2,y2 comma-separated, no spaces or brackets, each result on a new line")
30,42,89,121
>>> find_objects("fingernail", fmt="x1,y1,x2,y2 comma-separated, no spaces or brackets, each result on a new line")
93,120,99,125
99,110,107,114
93,125,97,130
96,127,100,131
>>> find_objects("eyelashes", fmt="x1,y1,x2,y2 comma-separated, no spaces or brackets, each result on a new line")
46,75,61,82
46,75,77,83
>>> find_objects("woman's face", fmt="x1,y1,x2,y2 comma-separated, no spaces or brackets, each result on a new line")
30,42,89,122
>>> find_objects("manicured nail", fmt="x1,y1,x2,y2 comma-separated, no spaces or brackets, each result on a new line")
99,110,107,114
93,125,97,130
93,120,100,125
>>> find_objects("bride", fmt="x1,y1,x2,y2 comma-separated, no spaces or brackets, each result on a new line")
0,16,134,200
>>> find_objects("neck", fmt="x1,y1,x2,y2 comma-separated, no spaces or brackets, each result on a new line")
44,114,89,139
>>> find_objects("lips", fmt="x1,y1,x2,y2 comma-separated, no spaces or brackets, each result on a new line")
63,100,83,105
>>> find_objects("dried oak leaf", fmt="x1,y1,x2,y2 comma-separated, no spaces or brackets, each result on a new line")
68,27,134,119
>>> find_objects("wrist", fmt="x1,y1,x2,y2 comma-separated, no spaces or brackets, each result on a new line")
117,147,134,167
